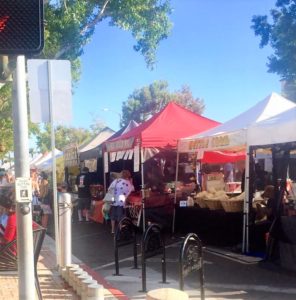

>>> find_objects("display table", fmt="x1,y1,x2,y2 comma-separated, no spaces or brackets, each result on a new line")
128,192,173,208
175,206,243,246
127,192,174,229
89,200,104,224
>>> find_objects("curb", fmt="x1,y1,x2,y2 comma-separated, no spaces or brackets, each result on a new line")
45,234,130,300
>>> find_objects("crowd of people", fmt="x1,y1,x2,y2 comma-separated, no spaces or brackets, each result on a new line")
0,165,136,244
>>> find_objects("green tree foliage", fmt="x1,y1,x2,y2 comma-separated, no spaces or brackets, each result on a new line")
251,0,296,101
0,84,13,159
121,81,205,126
0,0,173,156
43,0,172,69
280,80,296,102
36,125,92,152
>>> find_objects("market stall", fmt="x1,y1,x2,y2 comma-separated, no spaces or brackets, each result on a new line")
176,92,296,251
247,106,296,268
104,102,220,229
86,121,139,223
61,129,114,223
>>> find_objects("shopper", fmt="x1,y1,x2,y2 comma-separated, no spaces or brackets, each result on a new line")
108,170,134,234
0,171,8,186
0,186,16,246
76,167,91,222
0,203,8,236
223,162,234,183
39,172,52,229
0,185,39,249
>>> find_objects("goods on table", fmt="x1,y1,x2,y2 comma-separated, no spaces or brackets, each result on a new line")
204,199,223,210
221,192,245,212
195,189,229,210
194,189,245,212
225,182,242,193
195,191,208,208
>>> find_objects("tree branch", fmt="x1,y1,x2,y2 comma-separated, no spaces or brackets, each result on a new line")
80,0,111,35
54,0,110,59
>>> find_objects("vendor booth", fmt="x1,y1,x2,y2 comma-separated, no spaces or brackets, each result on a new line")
176,92,296,251
77,127,115,223
86,121,139,223
247,106,296,269
104,102,220,229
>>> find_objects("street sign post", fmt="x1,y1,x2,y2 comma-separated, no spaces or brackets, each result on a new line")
28,59,72,267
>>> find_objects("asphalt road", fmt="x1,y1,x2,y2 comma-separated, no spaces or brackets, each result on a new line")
69,219,296,300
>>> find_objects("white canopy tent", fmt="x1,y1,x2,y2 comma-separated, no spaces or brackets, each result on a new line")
37,152,64,171
248,106,296,146
178,92,296,153
29,153,43,168
79,127,115,162
34,149,63,170
177,92,296,252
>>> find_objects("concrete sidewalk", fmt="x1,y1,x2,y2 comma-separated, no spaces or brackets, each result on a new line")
0,234,128,300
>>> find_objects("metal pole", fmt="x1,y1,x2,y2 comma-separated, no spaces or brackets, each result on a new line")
172,151,180,234
12,55,35,299
47,60,60,266
133,230,138,269
245,150,250,253
140,148,146,232
200,253,205,300
114,238,120,275
103,151,107,194
242,150,250,253
58,192,72,268
141,242,147,292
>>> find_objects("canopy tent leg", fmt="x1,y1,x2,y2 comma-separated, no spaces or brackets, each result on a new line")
103,151,108,194
242,150,250,253
172,151,180,235
141,148,146,232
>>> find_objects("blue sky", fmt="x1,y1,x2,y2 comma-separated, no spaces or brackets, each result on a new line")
72,0,280,132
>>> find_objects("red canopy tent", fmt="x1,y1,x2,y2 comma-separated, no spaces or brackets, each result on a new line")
105,102,220,152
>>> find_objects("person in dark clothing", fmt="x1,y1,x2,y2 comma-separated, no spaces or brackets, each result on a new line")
241,169,245,192
255,163,268,191
76,167,91,222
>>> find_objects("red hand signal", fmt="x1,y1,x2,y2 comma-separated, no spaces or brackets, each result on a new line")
0,16,9,32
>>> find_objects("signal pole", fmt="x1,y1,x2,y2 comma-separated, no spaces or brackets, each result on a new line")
12,56,35,299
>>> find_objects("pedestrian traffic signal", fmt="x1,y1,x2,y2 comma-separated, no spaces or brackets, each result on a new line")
0,0,44,55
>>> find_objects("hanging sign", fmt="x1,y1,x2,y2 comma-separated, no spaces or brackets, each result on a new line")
63,143,79,167
105,137,134,152
104,152,109,173
134,145,140,172
15,177,32,203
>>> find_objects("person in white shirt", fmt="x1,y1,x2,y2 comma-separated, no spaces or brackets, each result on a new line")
108,170,134,234
0,171,8,186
